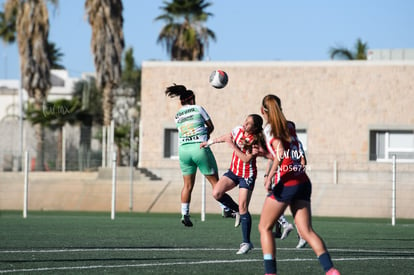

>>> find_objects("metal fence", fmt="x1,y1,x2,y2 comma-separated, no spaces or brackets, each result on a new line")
0,120,137,172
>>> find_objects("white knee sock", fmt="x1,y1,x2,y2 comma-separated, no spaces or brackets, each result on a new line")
181,203,190,216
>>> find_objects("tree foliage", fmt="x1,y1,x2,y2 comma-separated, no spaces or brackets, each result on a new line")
47,41,65,69
329,38,368,60
155,0,216,61
85,0,125,126
121,47,140,100
0,4,17,44
3,0,56,171
72,77,103,126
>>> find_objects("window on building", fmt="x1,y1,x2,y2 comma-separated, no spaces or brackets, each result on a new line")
164,128,178,158
296,129,307,151
370,130,414,161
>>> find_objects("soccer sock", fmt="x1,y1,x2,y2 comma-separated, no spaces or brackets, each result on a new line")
318,252,334,272
274,221,282,233
240,212,252,243
181,203,189,216
217,193,239,212
264,254,277,274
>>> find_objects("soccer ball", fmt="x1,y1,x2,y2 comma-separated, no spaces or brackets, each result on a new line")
209,69,228,89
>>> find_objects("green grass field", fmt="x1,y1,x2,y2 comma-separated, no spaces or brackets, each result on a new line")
0,211,413,274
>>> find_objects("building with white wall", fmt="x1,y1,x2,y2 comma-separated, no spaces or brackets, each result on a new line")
0,69,79,121
368,48,414,60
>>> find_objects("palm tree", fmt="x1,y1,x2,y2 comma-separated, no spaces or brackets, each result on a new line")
155,0,216,61
121,47,141,99
0,6,17,44
47,41,65,69
72,77,103,125
4,0,57,170
0,6,16,79
46,99,79,170
1,3,64,69
72,77,103,170
85,0,124,127
25,98,80,170
329,38,368,60
115,47,141,166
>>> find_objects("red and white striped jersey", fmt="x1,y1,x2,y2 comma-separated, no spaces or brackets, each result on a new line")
229,126,257,178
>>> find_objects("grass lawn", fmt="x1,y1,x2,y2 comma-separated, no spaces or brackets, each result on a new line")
0,211,413,274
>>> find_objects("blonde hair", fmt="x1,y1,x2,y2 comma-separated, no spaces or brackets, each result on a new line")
262,95,291,143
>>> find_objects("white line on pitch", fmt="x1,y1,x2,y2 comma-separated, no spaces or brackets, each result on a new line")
0,247,234,253
1,257,414,274
1,247,414,254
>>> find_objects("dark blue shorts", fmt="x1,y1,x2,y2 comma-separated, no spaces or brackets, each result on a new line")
223,170,255,191
270,181,312,203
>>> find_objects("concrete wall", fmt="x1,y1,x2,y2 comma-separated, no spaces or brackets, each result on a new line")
1,170,413,219
135,60,414,219
139,60,414,171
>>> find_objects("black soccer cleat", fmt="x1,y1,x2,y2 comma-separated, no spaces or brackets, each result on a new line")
222,208,236,218
181,215,193,227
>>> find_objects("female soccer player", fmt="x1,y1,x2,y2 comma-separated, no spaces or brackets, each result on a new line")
165,84,228,227
266,95,307,247
201,114,265,254
258,94,340,275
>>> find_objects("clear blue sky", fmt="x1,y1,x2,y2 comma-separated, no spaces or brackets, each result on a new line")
1,0,413,79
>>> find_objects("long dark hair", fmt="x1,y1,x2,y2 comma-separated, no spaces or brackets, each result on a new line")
165,84,195,105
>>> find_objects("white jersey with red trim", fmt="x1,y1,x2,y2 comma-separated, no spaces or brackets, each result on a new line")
229,126,257,178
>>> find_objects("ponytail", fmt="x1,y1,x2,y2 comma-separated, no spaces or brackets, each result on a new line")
262,95,290,143
165,84,195,104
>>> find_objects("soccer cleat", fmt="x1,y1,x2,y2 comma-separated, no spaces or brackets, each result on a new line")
326,268,340,275
296,237,307,249
181,215,193,227
234,212,241,227
273,222,282,238
280,223,294,240
236,242,254,254
222,208,236,218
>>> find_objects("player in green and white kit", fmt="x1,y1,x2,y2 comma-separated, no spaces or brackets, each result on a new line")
166,84,232,226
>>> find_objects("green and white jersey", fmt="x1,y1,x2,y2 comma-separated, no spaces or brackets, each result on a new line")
175,104,210,146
